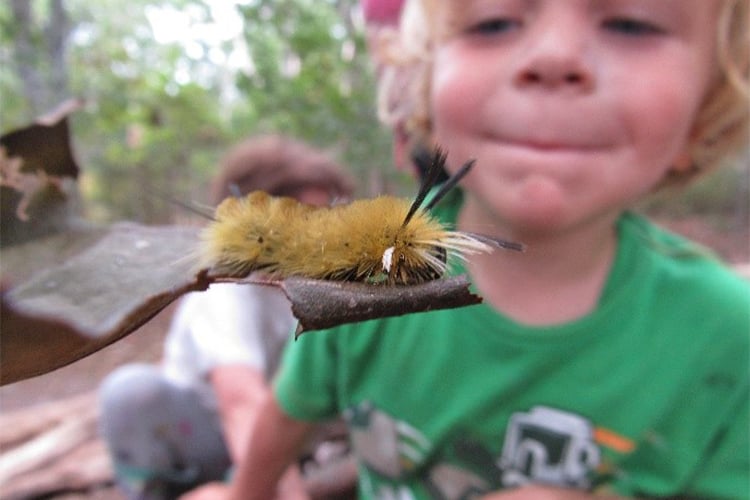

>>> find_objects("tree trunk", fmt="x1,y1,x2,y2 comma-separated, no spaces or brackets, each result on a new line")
46,0,71,102
9,0,71,117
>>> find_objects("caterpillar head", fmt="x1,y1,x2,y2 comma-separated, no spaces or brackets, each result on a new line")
381,239,447,285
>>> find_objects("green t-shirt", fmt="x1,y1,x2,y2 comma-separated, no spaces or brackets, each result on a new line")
275,204,749,499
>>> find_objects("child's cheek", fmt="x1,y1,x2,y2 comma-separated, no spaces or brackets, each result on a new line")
429,47,489,144
613,73,700,174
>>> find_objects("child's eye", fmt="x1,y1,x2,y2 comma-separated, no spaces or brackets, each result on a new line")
467,17,520,36
602,17,665,36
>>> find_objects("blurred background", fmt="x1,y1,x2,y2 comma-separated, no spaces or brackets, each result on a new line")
0,2,747,497
0,0,395,226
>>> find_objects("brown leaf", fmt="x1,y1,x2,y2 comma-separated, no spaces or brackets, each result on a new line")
0,98,83,179
285,275,482,335
0,223,209,385
1,99,84,242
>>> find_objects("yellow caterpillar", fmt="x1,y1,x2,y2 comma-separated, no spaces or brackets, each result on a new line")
200,149,523,285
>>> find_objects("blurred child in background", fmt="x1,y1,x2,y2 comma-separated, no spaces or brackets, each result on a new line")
99,135,354,500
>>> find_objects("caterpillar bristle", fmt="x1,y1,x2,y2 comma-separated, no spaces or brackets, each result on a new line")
402,147,448,227
423,159,474,212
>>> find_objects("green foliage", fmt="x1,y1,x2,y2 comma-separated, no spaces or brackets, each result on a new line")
235,0,391,182
81,83,228,223
0,3,37,127
1,0,394,224
66,0,234,222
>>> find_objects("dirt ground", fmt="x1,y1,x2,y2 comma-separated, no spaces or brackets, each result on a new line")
0,305,176,499
0,304,173,412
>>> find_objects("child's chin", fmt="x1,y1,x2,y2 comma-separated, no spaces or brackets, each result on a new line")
508,183,571,226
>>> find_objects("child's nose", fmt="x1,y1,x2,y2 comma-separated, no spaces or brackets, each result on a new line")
513,19,594,93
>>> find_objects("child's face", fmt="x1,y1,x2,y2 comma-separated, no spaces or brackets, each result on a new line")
429,0,721,233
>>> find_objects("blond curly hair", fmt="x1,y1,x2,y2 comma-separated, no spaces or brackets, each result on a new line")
375,0,749,188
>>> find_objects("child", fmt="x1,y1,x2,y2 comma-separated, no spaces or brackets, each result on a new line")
196,1,749,499
99,135,354,500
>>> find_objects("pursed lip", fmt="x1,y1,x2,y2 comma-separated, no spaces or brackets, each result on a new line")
489,136,611,156
509,139,604,152
481,112,616,152
485,126,610,153
473,133,613,178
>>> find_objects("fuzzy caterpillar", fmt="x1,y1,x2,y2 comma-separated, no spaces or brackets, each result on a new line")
200,149,523,285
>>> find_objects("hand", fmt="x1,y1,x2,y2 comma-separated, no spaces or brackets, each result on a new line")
478,485,626,500
179,482,231,500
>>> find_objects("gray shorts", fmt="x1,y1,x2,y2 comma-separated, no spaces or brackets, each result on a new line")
98,364,232,500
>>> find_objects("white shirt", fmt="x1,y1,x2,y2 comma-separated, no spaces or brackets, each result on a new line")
162,283,296,400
